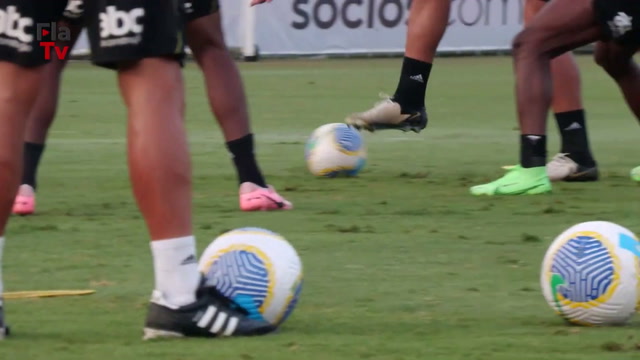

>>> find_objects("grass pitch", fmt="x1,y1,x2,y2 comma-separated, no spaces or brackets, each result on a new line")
2,56,640,360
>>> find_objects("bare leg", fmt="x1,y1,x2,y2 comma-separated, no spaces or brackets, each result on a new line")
548,55,584,113
24,21,81,144
187,13,250,142
405,0,451,63
186,11,292,211
118,57,199,307
16,22,82,203
24,59,67,144
118,58,191,240
595,42,640,119
524,0,596,176
0,61,43,339
525,0,585,113
514,0,600,136
0,63,44,234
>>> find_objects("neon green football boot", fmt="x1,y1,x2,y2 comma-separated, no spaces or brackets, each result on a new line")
470,165,552,196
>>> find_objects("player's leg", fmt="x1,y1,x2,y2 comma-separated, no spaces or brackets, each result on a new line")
594,42,640,119
524,0,598,182
471,0,602,196
592,0,640,166
0,62,44,339
85,0,199,309
13,21,83,216
345,0,451,132
595,41,640,177
545,53,600,181
185,2,291,211
84,0,273,338
0,63,43,236
13,62,63,216
0,0,68,339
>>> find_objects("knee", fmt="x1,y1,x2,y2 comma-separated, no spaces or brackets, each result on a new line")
594,44,630,79
512,28,544,58
511,30,526,54
189,34,225,55
187,21,226,55
593,45,610,69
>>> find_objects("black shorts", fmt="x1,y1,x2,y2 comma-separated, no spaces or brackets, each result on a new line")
593,0,640,46
185,0,220,22
0,0,69,67
61,0,219,25
61,0,85,25
84,0,186,69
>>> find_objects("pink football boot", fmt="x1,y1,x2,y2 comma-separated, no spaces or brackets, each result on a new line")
239,182,293,211
12,185,36,216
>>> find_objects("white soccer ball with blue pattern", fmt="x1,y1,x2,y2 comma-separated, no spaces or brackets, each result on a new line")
199,228,303,328
541,221,640,326
305,123,366,177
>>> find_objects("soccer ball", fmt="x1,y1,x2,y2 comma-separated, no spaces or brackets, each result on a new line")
199,228,303,327
305,123,366,177
540,221,640,326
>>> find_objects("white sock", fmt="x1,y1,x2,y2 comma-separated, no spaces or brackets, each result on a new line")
150,236,199,307
0,237,4,297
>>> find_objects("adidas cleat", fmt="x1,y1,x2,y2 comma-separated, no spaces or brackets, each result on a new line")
345,94,427,133
470,165,552,196
143,287,275,340
546,153,598,182
0,298,9,340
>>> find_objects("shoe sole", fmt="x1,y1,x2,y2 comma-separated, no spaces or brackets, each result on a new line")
496,186,552,195
562,167,599,182
473,184,552,196
522,185,552,195
240,202,293,212
143,327,184,340
346,111,427,133
240,199,293,212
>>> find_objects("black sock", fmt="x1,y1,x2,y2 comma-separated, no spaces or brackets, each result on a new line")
554,110,596,167
22,142,45,190
226,134,267,188
520,135,547,168
393,57,432,112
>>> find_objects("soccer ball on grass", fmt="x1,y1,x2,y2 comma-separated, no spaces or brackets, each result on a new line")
305,123,366,177
199,228,303,328
540,221,640,326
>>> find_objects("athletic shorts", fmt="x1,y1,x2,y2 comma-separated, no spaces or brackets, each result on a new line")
61,0,85,25
60,0,220,25
185,0,220,22
84,0,186,69
593,0,640,46
0,0,69,67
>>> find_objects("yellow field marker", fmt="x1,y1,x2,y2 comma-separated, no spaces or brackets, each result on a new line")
3,290,96,299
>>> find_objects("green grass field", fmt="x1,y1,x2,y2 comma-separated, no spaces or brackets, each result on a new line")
2,56,640,360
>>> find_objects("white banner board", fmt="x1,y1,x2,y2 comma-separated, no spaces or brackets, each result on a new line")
72,0,525,56
252,0,524,55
